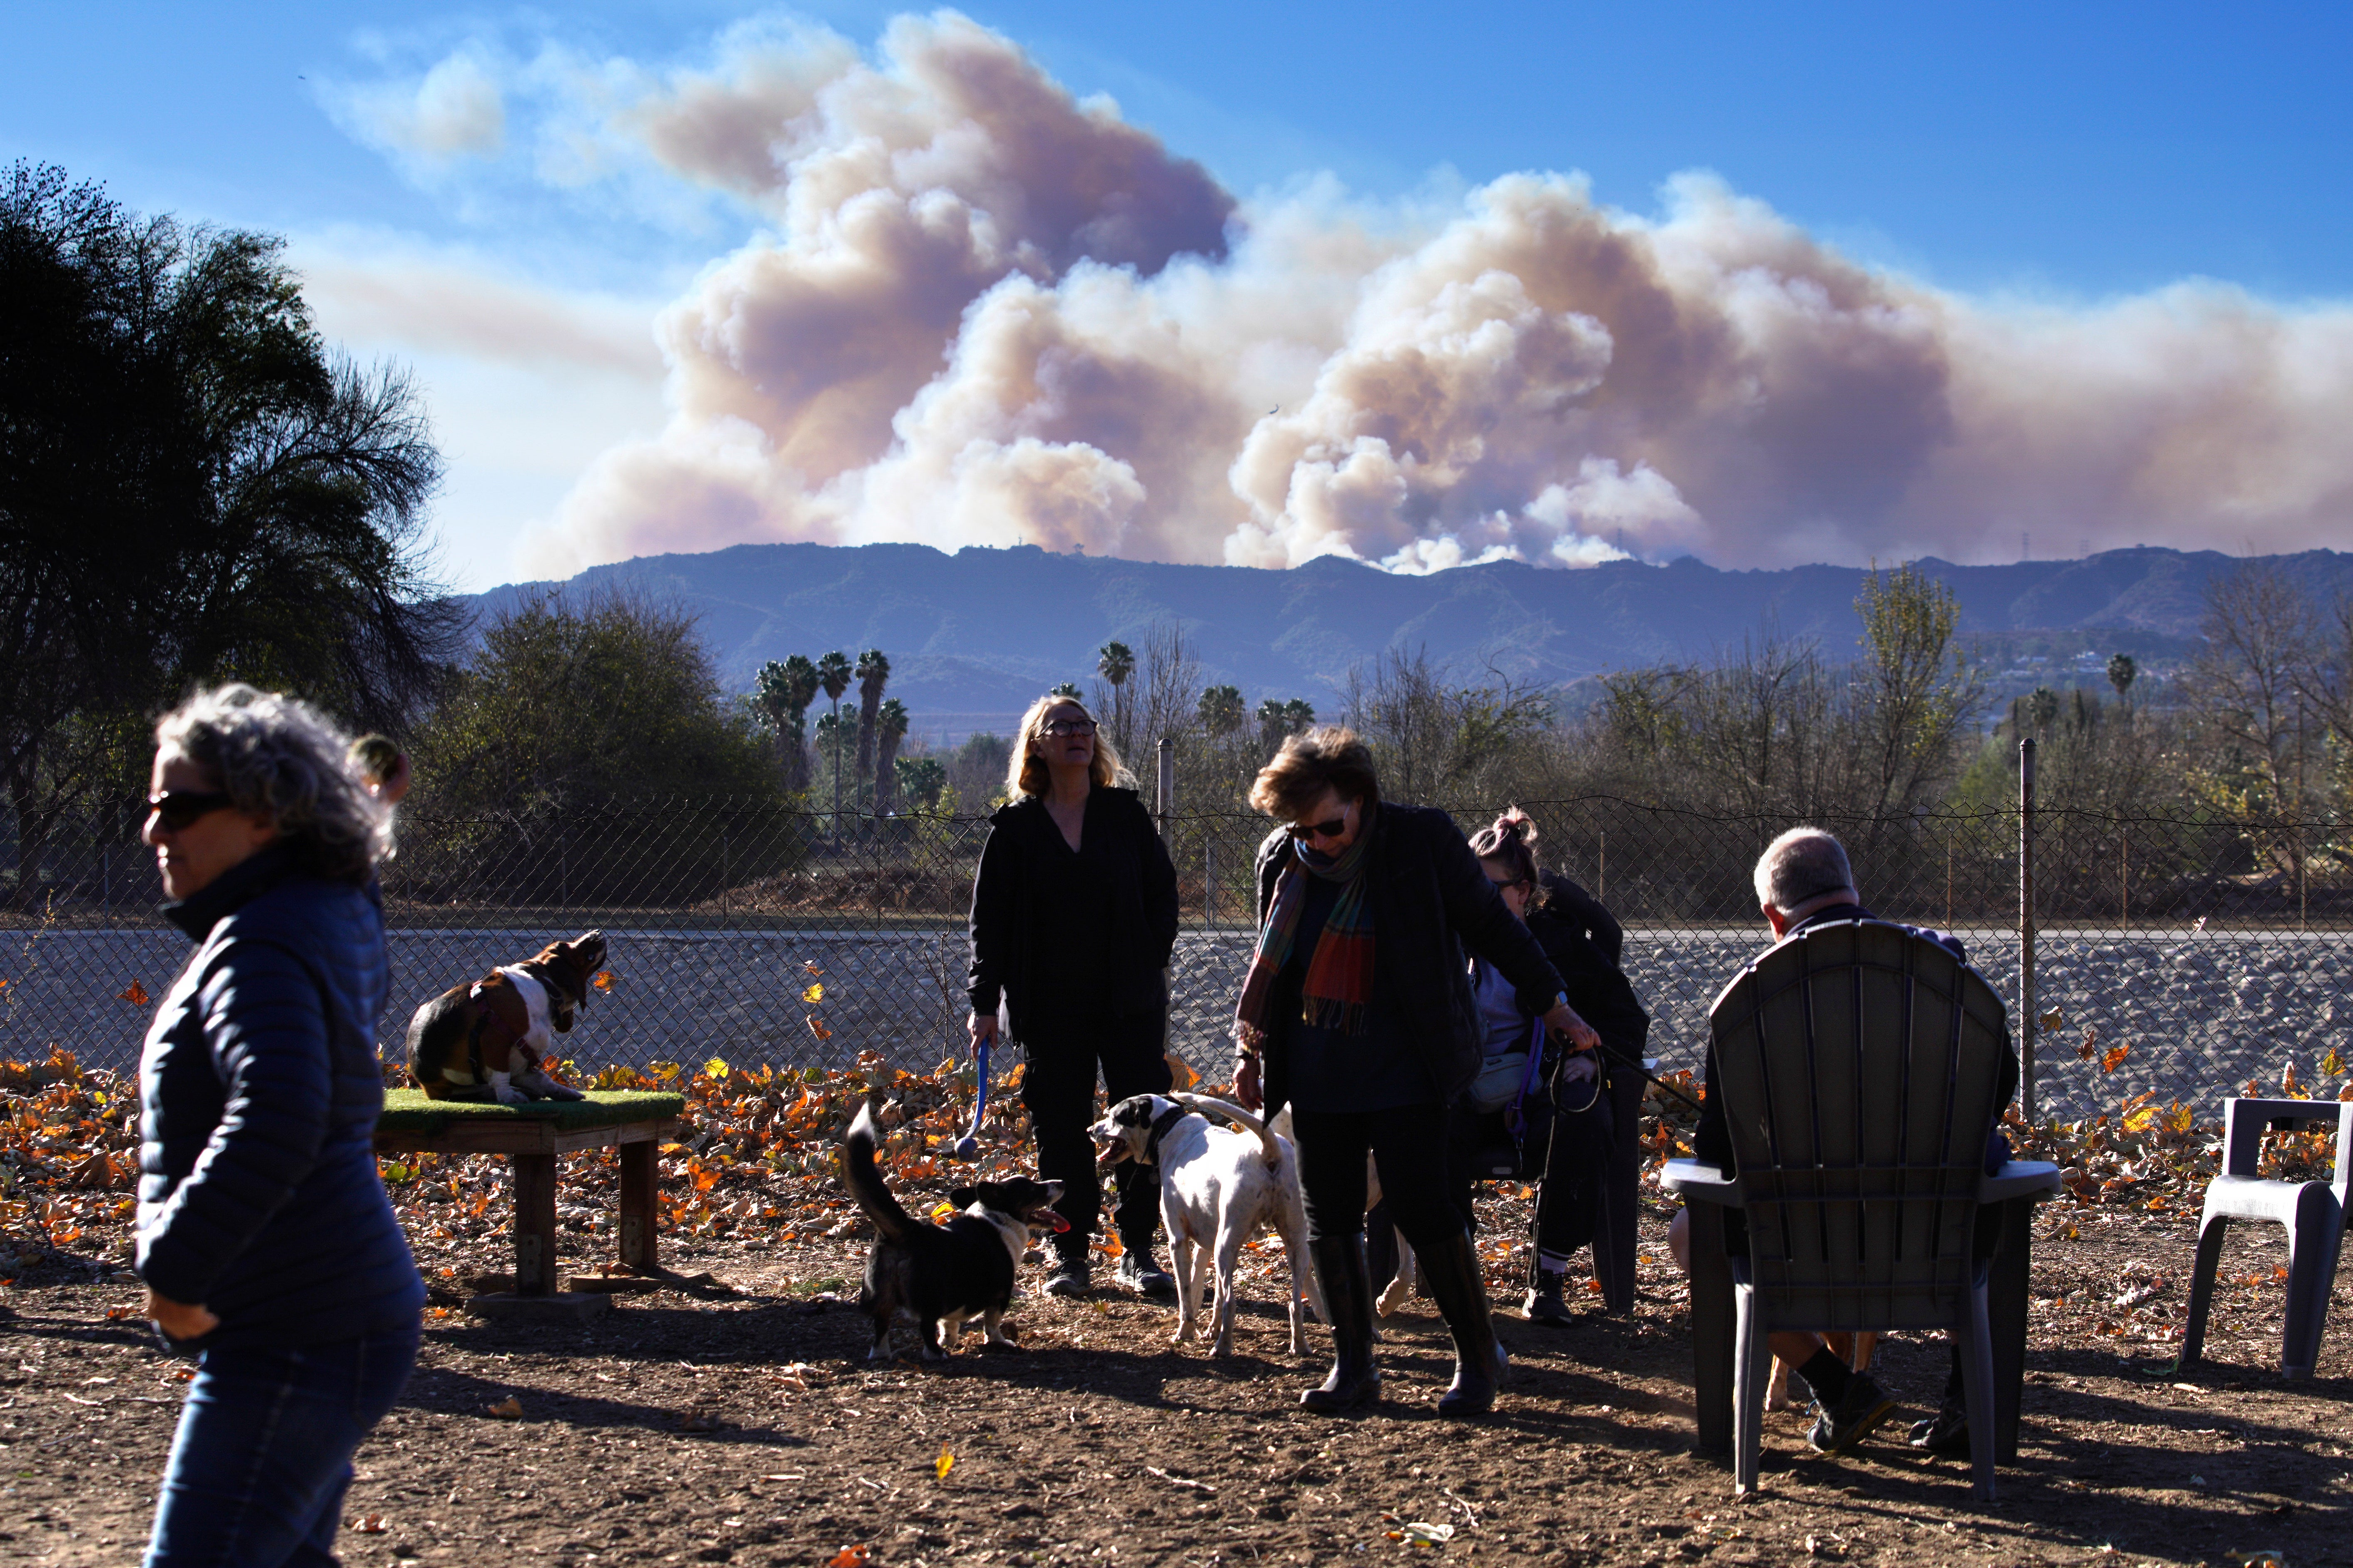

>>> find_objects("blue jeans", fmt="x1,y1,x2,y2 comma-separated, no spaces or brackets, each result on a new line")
145,1324,419,1568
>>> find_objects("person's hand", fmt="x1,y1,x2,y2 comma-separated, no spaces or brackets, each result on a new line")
1234,1053,1263,1113
1560,1053,1599,1089
145,1289,219,1342
968,1010,998,1059
1543,1000,1600,1055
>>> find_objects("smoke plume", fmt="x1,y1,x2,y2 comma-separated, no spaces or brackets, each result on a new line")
417,12,2353,575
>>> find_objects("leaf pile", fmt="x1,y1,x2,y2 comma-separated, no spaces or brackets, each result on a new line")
2,1037,2345,1297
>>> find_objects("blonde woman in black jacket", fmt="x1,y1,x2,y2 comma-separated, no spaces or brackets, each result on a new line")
967,695,1179,1298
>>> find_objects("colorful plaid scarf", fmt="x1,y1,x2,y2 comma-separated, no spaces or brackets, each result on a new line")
1234,813,1376,1050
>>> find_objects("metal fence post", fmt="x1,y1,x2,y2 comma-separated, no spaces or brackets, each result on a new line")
2018,737,2037,1124
1156,736,1175,1055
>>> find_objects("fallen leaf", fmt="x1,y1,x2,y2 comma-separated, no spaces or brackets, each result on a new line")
119,981,150,1007
804,982,826,1005
935,1449,955,1480
355,1516,388,1535
827,1548,870,1568
486,1396,523,1419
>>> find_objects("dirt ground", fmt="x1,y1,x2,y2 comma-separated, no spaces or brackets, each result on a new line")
4,1191,2349,1568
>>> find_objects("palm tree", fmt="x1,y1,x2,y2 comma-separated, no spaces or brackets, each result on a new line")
1097,640,1135,757
817,650,852,832
1257,696,1316,757
2106,653,2138,707
1049,682,1082,699
755,655,820,791
874,697,910,814
854,648,890,793
1199,684,1245,737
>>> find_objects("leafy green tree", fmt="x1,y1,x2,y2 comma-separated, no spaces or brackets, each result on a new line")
1,162,454,898
409,590,774,813
895,754,947,811
1049,682,1082,699
1853,562,1981,817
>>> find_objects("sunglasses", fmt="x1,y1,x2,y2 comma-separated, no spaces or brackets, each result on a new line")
1289,810,1351,842
147,790,237,831
1039,720,1097,738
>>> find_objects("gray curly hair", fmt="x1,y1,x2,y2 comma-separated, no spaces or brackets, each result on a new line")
154,684,391,884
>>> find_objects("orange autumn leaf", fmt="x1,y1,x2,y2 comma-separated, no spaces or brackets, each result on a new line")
119,981,150,1007
806,1015,833,1042
2101,1044,2130,1073
592,971,616,992
828,1549,869,1568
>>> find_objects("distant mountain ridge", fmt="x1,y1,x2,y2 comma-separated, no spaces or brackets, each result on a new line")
466,543,2352,721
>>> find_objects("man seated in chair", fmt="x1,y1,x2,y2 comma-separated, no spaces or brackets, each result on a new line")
1667,826,2017,1457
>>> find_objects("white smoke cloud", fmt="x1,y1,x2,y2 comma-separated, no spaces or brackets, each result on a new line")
327,47,507,163
337,12,2353,577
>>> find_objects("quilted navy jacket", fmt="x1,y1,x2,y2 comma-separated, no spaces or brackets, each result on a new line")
137,842,423,1348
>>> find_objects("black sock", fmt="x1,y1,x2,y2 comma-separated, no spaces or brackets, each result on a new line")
1797,1349,1852,1406
1941,1343,1965,1406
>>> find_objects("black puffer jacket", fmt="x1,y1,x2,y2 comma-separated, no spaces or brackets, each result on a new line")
966,788,1179,1039
1525,871,1649,1066
137,843,423,1349
1251,803,1567,1114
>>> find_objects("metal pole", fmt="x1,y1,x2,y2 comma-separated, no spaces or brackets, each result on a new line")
2018,737,2037,1124
1156,735,1175,1058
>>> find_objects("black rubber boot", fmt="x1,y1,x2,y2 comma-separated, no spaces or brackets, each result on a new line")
1300,1235,1381,1412
1416,1227,1507,1418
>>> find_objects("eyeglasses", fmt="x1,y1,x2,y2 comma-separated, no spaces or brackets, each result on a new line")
147,790,237,831
1039,720,1097,738
1289,811,1351,842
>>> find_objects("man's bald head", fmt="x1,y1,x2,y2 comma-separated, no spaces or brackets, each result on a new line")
1753,828,1858,929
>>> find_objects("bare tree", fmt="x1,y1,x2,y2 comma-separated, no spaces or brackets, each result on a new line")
2182,559,2315,818
1132,620,1200,778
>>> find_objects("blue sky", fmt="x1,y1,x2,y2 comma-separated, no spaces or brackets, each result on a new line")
8,3,2351,589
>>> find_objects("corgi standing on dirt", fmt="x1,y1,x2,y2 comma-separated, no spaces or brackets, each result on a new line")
840,1098,1064,1361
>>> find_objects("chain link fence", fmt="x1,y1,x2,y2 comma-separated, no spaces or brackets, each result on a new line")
4,790,2348,1122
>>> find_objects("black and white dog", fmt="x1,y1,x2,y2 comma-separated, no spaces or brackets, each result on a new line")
1089,1093,1323,1358
841,1098,1064,1361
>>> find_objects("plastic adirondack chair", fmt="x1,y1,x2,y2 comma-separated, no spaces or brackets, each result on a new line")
2180,1097,2352,1379
1661,919,2059,1502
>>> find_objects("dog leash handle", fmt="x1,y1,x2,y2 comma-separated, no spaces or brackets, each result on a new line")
952,1039,991,1160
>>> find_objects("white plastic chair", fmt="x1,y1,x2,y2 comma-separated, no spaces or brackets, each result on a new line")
2180,1097,2351,1379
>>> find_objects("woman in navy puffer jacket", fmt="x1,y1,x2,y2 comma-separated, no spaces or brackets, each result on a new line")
136,684,424,1568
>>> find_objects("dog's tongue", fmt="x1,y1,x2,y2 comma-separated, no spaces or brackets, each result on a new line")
1044,1212,1071,1233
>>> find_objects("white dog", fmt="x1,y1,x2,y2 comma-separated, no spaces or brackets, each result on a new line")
1089,1093,1324,1357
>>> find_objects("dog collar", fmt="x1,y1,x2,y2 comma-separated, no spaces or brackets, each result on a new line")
1142,1102,1192,1167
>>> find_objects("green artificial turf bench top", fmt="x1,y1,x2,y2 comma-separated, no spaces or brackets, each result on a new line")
376,1088,685,1135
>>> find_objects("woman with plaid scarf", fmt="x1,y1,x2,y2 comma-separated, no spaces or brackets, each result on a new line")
1233,729,1600,1417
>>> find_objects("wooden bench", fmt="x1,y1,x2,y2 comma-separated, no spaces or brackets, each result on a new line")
374,1089,687,1298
